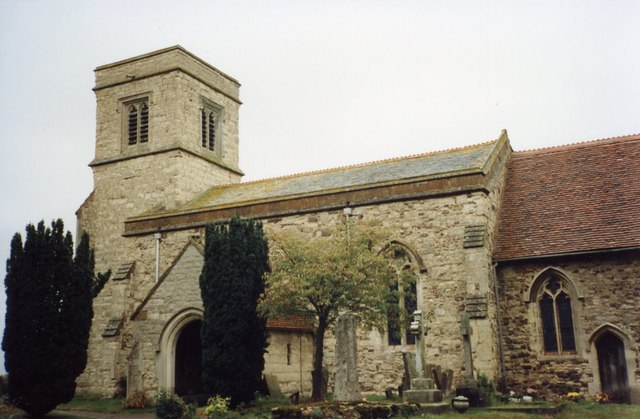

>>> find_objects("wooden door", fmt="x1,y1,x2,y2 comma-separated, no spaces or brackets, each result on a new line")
596,332,630,403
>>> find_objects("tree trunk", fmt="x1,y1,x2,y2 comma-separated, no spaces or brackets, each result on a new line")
311,317,328,401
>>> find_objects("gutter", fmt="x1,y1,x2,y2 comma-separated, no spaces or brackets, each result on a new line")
494,245,640,263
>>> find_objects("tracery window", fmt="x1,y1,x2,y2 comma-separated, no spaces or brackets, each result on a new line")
387,247,417,346
537,275,576,354
126,100,149,145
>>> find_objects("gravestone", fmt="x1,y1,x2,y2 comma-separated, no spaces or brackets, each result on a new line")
264,374,284,398
455,314,482,406
333,313,361,401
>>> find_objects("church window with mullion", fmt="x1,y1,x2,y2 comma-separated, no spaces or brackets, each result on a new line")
538,277,576,354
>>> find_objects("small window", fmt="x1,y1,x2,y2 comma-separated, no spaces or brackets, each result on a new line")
200,101,221,153
125,99,149,145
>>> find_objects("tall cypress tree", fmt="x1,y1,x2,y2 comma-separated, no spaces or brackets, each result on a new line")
199,217,269,406
2,220,107,416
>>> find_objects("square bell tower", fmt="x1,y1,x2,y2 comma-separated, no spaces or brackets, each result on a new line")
78,46,243,273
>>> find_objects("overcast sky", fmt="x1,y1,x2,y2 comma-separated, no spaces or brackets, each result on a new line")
1,0,639,372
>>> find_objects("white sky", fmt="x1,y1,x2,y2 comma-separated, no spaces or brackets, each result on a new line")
0,0,639,372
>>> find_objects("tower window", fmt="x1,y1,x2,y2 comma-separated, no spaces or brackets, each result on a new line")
201,108,218,151
126,99,149,145
200,99,222,153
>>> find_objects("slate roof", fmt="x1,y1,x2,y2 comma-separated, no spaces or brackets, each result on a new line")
494,133,640,261
174,137,503,214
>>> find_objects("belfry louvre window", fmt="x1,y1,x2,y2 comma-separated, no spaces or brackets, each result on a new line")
538,277,576,353
201,108,218,151
127,100,149,145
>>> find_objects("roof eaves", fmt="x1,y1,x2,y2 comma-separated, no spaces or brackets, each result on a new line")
494,245,640,263
513,132,640,158
129,166,484,223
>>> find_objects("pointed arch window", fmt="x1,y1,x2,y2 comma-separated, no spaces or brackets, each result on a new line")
386,247,418,346
535,274,577,354
126,99,149,145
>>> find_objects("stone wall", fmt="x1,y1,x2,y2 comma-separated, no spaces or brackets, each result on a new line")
258,188,504,394
79,180,506,396
497,250,640,402
93,71,241,172
106,239,314,398
264,331,314,396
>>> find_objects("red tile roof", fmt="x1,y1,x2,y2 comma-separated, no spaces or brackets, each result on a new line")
494,134,640,261
266,315,314,332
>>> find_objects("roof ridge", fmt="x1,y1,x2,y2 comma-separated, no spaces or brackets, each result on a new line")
234,139,499,188
514,132,640,157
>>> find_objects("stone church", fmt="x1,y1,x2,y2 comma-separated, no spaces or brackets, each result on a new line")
76,46,639,403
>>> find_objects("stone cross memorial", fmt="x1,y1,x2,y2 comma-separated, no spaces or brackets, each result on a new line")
456,313,482,407
403,310,443,405
461,313,475,382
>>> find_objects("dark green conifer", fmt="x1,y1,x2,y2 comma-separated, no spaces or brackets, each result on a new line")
2,220,108,416
199,217,269,406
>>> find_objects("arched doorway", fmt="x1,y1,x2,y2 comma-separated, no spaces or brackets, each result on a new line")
157,308,203,394
175,320,204,397
596,332,630,403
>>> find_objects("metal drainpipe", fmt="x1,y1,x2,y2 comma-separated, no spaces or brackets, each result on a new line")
299,335,303,397
492,261,506,383
154,230,162,283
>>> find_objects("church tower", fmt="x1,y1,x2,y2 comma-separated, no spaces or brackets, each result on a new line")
78,45,242,271
76,46,243,392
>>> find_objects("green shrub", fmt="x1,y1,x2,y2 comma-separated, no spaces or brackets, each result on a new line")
123,390,153,409
155,390,194,419
204,395,237,418
477,371,495,399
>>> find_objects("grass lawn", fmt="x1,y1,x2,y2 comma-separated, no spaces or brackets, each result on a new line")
56,393,154,415
6,394,638,418
267,399,640,418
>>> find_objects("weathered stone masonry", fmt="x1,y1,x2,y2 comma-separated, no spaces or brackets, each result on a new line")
76,46,640,404
497,251,640,401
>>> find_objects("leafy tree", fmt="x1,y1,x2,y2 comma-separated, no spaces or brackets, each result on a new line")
260,222,415,400
199,217,269,407
2,220,109,416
